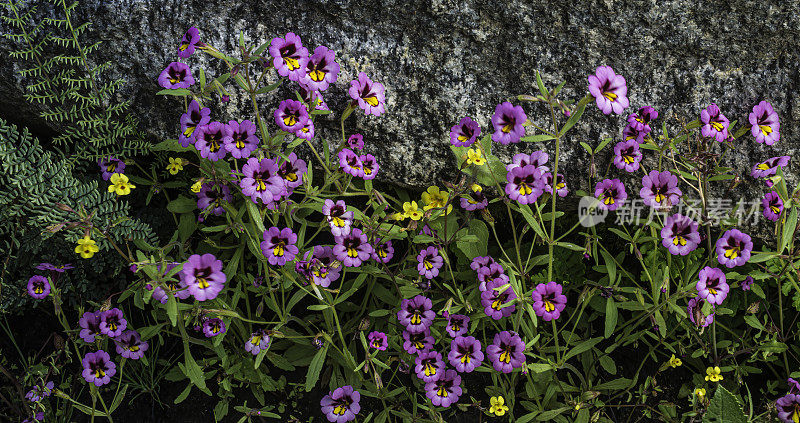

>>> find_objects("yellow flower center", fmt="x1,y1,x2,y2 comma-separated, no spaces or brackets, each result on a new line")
673,236,687,246
710,121,724,132
544,300,555,312
309,69,326,82
603,91,617,101
197,278,210,289
284,57,300,71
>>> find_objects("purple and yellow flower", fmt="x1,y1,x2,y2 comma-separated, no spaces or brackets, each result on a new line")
178,27,200,58
277,152,307,193
417,246,443,279
368,331,388,351
323,199,353,237
507,151,549,174
347,134,364,150
640,170,682,208
752,156,791,180
476,262,508,292
152,278,191,304
763,191,784,222
623,123,646,143
100,308,127,338
491,102,526,145
25,381,54,402
338,148,363,177
594,179,627,211
320,386,360,423
98,156,125,181
505,165,545,205
531,281,567,321
716,229,753,268
371,238,394,264
222,120,259,159
309,245,342,287
275,99,309,133
81,350,116,387
179,100,211,147
181,253,226,301
425,369,462,407
295,119,315,140
269,32,309,82
300,45,340,91
261,227,299,266
359,154,379,180
627,106,658,134
660,214,701,256
486,331,525,373
79,311,102,343
740,276,754,291
613,139,642,172
348,72,386,116
414,350,444,382
481,278,517,320
36,263,74,273
587,66,629,115
114,330,148,360
687,297,715,328
402,328,434,355
241,157,283,205
696,266,729,305
299,83,329,111
543,173,568,198
460,184,488,211
245,331,271,355
749,100,780,146
446,314,469,338
194,121,228,161
700,103,729,143
333,228,373,267
450,117,481,147
27,275,50,299
448,336,483,373
197,182,232,216
471,256,496,273
776,393,800,423
202,318,226,337
158,62,194,89
397,295,435,334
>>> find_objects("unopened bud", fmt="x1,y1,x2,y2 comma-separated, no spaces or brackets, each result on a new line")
56,203,73,212
358,318,371,331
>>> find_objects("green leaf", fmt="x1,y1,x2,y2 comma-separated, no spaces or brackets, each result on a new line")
520,134,556,143
246,201,266,235
604,299,617,338
167,196,197,214
305,345,328,392
702,386,747,423
598,355,616,375
254,349,268,369
535,70,548,98
781,207,797,253
183,351,207,390
151,139,187,152
600,249,617,284
560,94,591,136
156,88,191,96
109,384,128,413
563,337,603,362
593,378,632,391
536,407,570,421
166,295,177,326
71,402,110,417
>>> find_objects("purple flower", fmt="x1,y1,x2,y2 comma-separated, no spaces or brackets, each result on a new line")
531,281,567,321
197,182,232,216
309,246,341,287
687,297,715,328
486,331,525,373
587,66,629,115
194,121,228,161
696,267,729,305
222,120,259,159
338,148,363,177
752,156,791,179
749,100,780,145
594,179,627,211
320,386,360,423
158,62,194,89
181,253,226,301
99,308,127,338
397,295,435,334
491,102,527,145
789,378,800,394
79,311,102,343
640,170,682,208
623,123,646,143
348,72,386,116
269,32,309,82
36,262,74,273
179,100,211,147
22,412,44,423
371,238,394,264
295,119,315,140
716,229,753,268
245,331,271,355
261,227,299,266
543,173,568,198
98,156,125,181
241,157,283,205
359,154,379,180
81,350,116,387
368,331,388,351
27,275,50,299
461,184,488,211
507,151,549,174
414,350,444,382
775,393,800,423
333,228,373,267
763,191,784,222
114,330,148,360
481,278,517,320
471,256,497,273
417,246,443,279
402,329,434,355
202,318,226,337
627,106,658,134
477,262,508,292
347,134,364,150
323,199,354,237
299,83,329,111
446,314,469,338
660,214,701,256
274,99,309,133
700,103,729,143
448,336,483,373
152,278,191,304
25,381,54,402
425,369,462,407
178,27,200,58
450,117,481,147
740,276,754,291
277,152,308,193
505,165,545,205
613,139,642,172
300,45,340,91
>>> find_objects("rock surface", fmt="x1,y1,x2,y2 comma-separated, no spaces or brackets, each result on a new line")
2,0,799,219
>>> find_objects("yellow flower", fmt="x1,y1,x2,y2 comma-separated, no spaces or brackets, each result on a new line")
166,157,184,175
668,354,682,368
402,201,423,221
694,388,706,399
705,366,723,382
489,396,509,417
108,173,135,196
466,148,486,166
421,186,452,215
191,180,203,193
74,236,99,259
